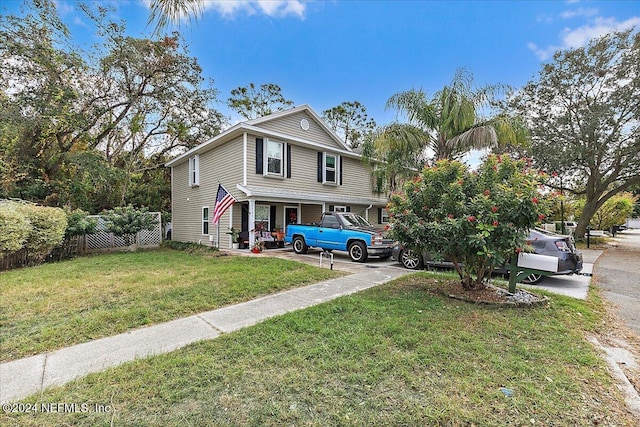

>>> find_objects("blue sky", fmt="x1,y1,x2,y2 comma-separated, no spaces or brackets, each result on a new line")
4,0,640,126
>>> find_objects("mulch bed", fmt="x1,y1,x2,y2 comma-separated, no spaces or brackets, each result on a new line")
433,279,549,307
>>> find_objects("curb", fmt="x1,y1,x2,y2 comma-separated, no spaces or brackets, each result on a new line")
588,336,640,418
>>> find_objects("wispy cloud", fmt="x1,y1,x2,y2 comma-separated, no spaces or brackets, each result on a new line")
528,14,640,60
53,0,75,17
559,7,598,19
204,0,307,19
561,16,640,48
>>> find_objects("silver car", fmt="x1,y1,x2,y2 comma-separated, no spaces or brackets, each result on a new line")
391,228,583,284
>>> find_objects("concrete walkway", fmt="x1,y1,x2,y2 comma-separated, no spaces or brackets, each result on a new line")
0,266,409,404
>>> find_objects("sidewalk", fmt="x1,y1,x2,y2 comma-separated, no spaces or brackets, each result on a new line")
0,266,410,404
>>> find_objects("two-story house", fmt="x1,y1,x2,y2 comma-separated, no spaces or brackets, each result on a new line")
166,104,390,249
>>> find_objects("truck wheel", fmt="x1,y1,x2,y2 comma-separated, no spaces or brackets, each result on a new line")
348,241,368,263
292,236,308,254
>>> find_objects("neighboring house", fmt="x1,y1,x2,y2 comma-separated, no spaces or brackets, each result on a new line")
165,105,390,249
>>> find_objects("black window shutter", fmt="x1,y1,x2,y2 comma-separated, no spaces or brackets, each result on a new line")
317,152,323,182
286,144,291,178
329,205,334,212
339,156,343,185
256,138,263,174
270,205,276,230
346,206,351,212
241,204,249,232
378,208,382,223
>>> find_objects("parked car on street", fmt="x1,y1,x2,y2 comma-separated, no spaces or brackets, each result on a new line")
392,228,583,284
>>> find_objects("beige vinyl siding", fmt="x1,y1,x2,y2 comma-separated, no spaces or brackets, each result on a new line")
339,155,379,199
257,111,345,150
171,137,245,247
301,204,322,224
248,142,381,201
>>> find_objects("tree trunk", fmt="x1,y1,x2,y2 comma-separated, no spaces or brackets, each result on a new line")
575,199,600,238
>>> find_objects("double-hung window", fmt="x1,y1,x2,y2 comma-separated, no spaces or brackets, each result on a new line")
189,155,200,187
324,153,338,184
202,206,209,234
266,139,284,177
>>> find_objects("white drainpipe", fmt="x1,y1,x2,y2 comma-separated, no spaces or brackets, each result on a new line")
365,204,373,222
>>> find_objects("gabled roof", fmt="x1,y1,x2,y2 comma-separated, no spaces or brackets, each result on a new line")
165,104,353,168
245,104,351,151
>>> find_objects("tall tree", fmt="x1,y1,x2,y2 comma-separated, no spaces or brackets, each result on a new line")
322,101,376,149
386,69,526,161
227,83,294,120
0,0,88,202
362,69,527,193
1,1,225,211
511,30,640,238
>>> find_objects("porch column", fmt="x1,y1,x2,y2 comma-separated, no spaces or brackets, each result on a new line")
227,205,234,249
248,199,256,248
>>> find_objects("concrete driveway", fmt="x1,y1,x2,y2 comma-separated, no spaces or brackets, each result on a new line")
519,249,599,300
264,246,399,274
266,246,593,299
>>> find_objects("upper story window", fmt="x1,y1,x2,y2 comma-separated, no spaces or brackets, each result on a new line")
266,139,284,176
256,138,290,178
324,153,337,184
189,155,200,187
317,152,342,185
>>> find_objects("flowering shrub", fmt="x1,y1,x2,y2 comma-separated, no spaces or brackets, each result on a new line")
387,155,550,290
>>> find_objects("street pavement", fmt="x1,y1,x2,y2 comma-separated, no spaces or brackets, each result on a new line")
593,228,640,335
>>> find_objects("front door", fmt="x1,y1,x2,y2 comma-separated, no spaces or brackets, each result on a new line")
285,207,298,233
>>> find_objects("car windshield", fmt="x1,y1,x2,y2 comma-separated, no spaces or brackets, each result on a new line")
341,213,372,227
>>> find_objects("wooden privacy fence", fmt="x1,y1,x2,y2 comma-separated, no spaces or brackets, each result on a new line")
1,236,81,270
84,212,163,251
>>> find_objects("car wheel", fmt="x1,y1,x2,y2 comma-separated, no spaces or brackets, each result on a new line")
522,273,544,285
400,249,424,270
348,241,368,263
292,236,308,254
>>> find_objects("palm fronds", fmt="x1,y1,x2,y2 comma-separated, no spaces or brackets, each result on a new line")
147,0,204,34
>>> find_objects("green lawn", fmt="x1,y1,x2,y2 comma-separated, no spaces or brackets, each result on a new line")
0,247,344,362
2,273,635,426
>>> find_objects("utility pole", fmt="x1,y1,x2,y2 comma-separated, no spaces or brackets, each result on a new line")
560,174,565,235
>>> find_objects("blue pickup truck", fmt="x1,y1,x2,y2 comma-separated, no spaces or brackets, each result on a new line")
284,212,393,262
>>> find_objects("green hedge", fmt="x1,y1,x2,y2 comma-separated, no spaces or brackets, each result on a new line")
0,201,31,256
0,200,67,262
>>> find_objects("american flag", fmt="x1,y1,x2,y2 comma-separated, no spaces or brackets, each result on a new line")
212,184,237,224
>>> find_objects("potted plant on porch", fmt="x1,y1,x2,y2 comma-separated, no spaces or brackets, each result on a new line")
273,224,285,241
226,227,240,250
251,239,265,253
